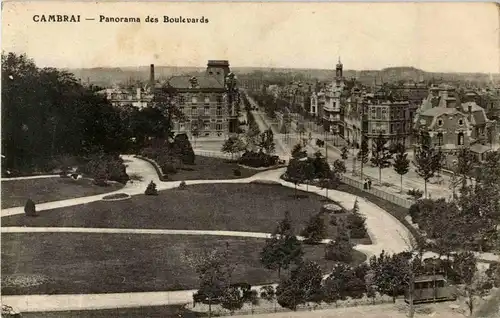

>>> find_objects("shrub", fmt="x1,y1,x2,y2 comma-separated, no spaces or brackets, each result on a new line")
24,199,37,217
233,168,242,176
407,188,423,199
238,151,279,168
145,181,158,195
346,213,368,239
325,240,353,263
173,133,195,165
178,181,187,190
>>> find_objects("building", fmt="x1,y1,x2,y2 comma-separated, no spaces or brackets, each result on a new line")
315,59,346,136
166,60,240,137
364,90,412,147
343,87,365,147
413,84,498,166
98,86,152,109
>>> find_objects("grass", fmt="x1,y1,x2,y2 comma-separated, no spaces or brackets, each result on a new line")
1,178,125,209
20,305,200,318
1,233,366,295
2,184,330,235
164,156,260,181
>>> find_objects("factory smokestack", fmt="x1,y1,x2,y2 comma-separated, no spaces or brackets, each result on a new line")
150,64,155,87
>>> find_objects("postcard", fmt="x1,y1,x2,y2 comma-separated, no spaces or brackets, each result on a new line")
1,2,499,317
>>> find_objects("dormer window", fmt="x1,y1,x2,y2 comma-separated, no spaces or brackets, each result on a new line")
458,119,464,126
204,96,210,104
437,119,444,127
192,96,198,104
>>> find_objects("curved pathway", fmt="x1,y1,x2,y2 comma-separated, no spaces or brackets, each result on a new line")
1,155,413,312
1,174,60,181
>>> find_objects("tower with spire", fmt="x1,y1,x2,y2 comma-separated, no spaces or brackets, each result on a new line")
336,57,343,80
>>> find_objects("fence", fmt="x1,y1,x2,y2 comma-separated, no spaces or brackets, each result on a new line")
194,150,234,160
191,297,394,317
340,174,414,209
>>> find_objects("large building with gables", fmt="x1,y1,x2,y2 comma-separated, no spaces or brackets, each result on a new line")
165,60,240,137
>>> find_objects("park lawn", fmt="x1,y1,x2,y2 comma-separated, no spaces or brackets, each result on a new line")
2,184,331,236
20,305,201,318
164,156,259,181
1,233,366,295
1,178,124,209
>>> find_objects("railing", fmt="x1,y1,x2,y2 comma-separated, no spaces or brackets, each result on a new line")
340,174,414,209
191,296,394,317
194,150,234,160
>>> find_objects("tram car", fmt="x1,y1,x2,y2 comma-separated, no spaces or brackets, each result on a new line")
405,274,457,304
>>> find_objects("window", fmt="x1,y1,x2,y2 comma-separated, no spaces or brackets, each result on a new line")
204,120,210,130
376,108,382,120
191,106,197,115
437,119,444,127
381,108,387,119
458,118,464,126
458,132,464,146
204,96,210,104
216,107,223,116
216,122,223,131
437,132,443,146
217,95,223,105
371,108,376,119
178,95,185,104
192,96,198,104
179,107,185,115
204,106,210,115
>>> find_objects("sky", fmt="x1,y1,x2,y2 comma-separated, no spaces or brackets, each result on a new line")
2,2,499,73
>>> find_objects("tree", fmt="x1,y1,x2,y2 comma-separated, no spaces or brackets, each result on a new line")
341,146,349,160
456,147,477,189
370,251,411,303
192,245,235,318
357,137,369,179
220,286,245,314
260,211,303,279
221,136,246,160
300,213,327,244
2,52,131,173
456,269,493,316
370,133,392,185
365,269,378,304
258,128,275,154
325,222,353,262
173,133,195,165
323,263,352,305
291,143,307,159
414,139,443,198
286,158,308,197
260,285,277,312
393,144,410,193
276,260,323,311
332,159,347,176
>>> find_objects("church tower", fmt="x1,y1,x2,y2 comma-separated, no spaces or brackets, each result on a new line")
336,57,343,79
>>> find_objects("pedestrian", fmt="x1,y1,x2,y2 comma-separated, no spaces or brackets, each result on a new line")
367,179,372,190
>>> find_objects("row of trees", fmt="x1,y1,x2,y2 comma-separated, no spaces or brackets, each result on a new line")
2,52,186,177
409,148,500,253
191,211,497,317
285,145,346,196
355,132,443,198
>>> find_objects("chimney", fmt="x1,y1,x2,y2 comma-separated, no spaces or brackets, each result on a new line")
150,64,155,87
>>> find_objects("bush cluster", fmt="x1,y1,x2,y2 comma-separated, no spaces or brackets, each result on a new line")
238,151,279,168
140,133,195,175
407,188,423,199
81,153,129,186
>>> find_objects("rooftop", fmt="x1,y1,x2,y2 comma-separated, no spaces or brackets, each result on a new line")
167,75,224,89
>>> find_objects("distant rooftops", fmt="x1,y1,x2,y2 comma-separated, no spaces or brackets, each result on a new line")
207,60,229,66
167,75,224,89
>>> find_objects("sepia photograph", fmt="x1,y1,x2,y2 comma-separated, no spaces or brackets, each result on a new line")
1,1,500,317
